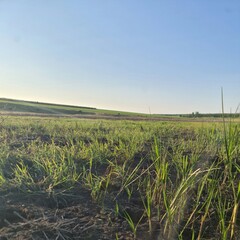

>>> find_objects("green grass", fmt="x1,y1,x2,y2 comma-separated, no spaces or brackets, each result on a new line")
1,98,239,123
0,98,150,117
0,115,239,239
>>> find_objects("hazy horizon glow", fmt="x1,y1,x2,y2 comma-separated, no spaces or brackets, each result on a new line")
0,1,239,114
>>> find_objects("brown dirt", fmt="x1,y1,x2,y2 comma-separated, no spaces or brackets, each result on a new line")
0,186,139,240
0,177,170,240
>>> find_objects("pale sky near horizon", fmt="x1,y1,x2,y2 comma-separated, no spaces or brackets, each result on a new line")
0,0,239,114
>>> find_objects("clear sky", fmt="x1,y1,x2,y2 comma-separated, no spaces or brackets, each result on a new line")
0,0,239,114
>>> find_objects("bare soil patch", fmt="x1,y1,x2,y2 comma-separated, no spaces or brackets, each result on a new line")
0,186,137,240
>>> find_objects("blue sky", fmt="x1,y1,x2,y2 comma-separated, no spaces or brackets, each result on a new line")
0,0,239,114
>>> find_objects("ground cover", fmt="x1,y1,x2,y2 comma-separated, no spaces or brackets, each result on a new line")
0,116,239,239
0,99,148,118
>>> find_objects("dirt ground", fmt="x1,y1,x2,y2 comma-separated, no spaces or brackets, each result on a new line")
0,184,164,240
0,186,134,240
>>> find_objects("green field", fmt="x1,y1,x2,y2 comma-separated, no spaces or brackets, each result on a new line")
0,98,151,118
2,98,239,121
0,114,239,239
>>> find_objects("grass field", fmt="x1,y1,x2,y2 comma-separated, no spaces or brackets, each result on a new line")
0,98,151,118
2,98,239,121
0,114,239,239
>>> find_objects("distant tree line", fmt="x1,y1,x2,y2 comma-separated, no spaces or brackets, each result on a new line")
181,112,240,118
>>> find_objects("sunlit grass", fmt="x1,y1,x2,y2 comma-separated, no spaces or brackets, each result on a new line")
0,115,239,239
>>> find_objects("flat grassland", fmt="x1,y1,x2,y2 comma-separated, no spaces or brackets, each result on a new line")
0,114,239,239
